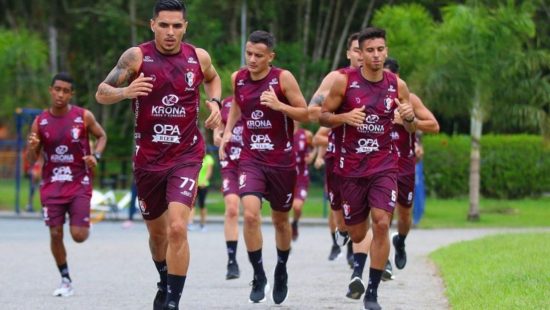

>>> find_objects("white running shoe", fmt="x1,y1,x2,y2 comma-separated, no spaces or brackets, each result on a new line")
52,278,74,297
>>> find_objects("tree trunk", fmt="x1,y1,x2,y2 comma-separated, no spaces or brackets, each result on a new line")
299,0,312,83
360,0,377,30
468,92,483,221
314,0,334,62
323,0,342,60
330,0,359,71
129,0,137,46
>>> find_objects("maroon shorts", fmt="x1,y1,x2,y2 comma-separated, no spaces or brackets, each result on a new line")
340,171,397,226
238,161,297,212
221,167,239,196
294,176,309,201
397,173,415,208
42,194,92,228
134,164,201,221
325,157,342,211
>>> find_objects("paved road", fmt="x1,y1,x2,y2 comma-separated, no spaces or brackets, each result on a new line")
0,217,545,309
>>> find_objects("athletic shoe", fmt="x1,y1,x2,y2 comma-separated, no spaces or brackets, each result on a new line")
381,260,394,281
226,261,240,280
153,282,166,310
346,276,365,300
392,232,407,269
248,275,270,303
52,277,73,297
363,299,382,310
346,242,354,269
335,229,350,247
291,221,299,241
328,245,341,261
164,301,178,309
272,271,288,305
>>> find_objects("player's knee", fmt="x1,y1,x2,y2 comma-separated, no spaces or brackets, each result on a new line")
371,216,390,235
49,227,64,242
225,204,239,219
167,221,187,243
71,231,89,243
243,210,260,227
272,217,289,232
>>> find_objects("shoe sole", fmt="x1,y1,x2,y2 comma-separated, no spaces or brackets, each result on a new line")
346,277,365,300
248,283,270,303
53,290,74,297
328,251,342,261
226,273,240,280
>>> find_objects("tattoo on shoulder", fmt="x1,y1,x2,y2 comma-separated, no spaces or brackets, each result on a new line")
104,49,138,86
309,94,325,106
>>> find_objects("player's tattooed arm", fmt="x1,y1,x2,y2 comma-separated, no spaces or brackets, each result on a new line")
96,47,152,104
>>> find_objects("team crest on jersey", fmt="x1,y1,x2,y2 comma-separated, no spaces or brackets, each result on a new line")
40,119,48,126
185,71,195,88
71,127,81,140
384,97,393,112
74,116,84,123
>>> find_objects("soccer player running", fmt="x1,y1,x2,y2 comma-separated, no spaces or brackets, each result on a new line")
320,27,416,310
27,72,107,297
95,1,221,309
383,58,439,270
308,32,362,265
290,121,314,241
219,30,308,305
213,95,244,280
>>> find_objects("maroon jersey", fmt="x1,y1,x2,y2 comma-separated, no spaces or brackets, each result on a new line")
293,128,309,178
392,124,415,175
220,96,243,170
234,67,295,168
133,41,205,171
36,106,92,204
335,69,399,177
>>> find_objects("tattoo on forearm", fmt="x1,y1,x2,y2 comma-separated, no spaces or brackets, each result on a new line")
97,86,123,97
309,94,325,106
104,49,137,86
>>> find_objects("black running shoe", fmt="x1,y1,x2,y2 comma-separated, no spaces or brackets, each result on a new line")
363,299,382,310
381,260,394,281
272,271,288,305
153,282,166,310
226,261,240,280
328,245,342,261
346,276,365,300
291,221,299,241
248,275,269,303
335,229,350,246
392,233,407,269
164,301,178,310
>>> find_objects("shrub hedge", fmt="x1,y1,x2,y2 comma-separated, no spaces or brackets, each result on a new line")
423,134,550,199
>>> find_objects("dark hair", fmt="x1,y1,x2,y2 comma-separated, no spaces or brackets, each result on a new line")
248,30,275,50
346,32,360,50
153,0,186,18
358,27,386,48
384,58,399,74
51,72,74,89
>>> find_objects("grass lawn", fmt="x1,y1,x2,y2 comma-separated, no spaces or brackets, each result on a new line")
430,233,550,309
2,179,549,228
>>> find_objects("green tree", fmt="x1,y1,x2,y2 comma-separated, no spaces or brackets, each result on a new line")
418,2,539,220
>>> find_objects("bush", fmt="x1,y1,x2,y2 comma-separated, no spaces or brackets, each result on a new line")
423,134,550,199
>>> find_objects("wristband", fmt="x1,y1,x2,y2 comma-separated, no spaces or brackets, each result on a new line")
210,97,222,109
404,116,415,123
93,152,102,161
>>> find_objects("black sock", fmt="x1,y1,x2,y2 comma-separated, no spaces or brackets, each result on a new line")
366,268,383,301
352,253,368,279
165,274,186,307
397,234,407,246
347,241,353,256
226,240,238,264
57,263,71,282
331,232,338,246
247,249,266,279
275,248,290,275
154,260,168,288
